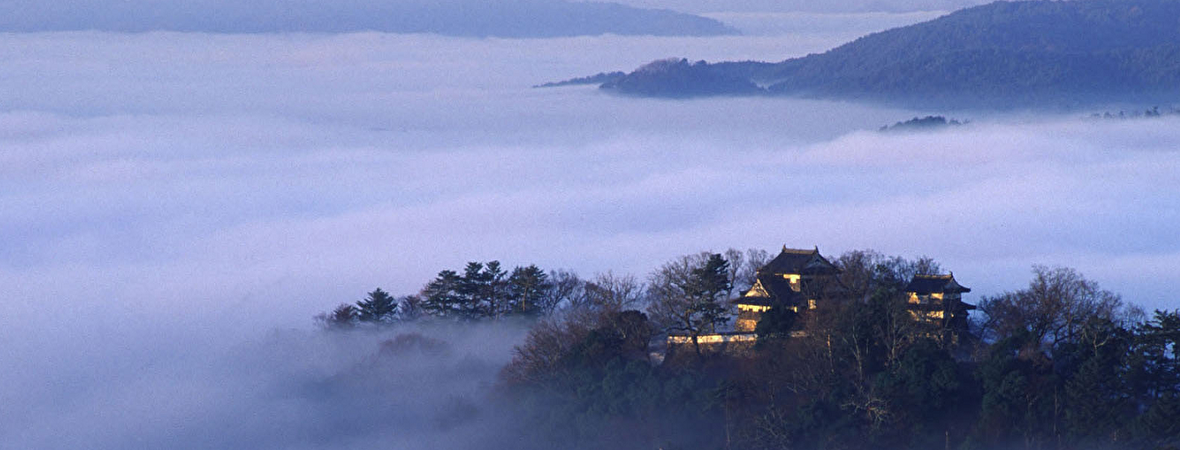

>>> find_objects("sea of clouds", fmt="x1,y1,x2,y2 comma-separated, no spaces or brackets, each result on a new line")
2,10,1178,449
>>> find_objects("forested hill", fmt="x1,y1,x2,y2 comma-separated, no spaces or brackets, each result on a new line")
589,0,1180,107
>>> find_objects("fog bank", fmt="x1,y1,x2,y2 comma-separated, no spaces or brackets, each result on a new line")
2,27,1178,449
1,322,530,449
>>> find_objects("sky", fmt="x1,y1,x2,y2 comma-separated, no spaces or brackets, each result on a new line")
2,2,1178,448
0,0,737,36
0,0,981,34
613,0,985,13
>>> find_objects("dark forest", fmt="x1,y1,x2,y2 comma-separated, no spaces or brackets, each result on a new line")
318,248,1180,450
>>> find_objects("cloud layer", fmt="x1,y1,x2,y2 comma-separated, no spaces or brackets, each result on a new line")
1,321,532,449
1,28,1178,449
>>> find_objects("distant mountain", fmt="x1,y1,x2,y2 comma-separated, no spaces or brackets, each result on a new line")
581,0,1180,107
608,0,989,14
600,59,764,97
879,115,965,132
0,0,736,37
533,72,627,88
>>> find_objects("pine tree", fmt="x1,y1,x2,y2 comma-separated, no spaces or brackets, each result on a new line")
508,265,552,317
686,253,732,335
424,262,514,320
1132,310,1180,446
318,303,359,329
482,261,508,318
754,305,797,343
1061,319,1133,444
357,288,398,323
648,252,732,356
458,262,487,313
422,270,465,319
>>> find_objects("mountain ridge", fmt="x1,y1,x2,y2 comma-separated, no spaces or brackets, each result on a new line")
559,0,1180,108
0,0,737,37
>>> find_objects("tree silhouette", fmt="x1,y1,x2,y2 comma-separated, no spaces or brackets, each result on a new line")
648,252,732,356
357,288,398,323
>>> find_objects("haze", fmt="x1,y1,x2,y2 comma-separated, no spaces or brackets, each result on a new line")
1,2,1178,448
615,0,986,13
0,0,737,37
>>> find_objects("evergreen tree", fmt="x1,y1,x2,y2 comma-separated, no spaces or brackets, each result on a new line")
424,262,517,320
753,305,796,343
482,261,509,318
1137,310,1180,396
454,261,510,319
422,269,465,319
648,252,732,356
1137,392,1180,448
318,303,359,329
458,262,490,318
1060,318,1134,444
873,339,966,445
973,333,1057,448
686,253,732,335
507,265,552,317
357,287,398,323
688,253,731,303
1132,310,1180,446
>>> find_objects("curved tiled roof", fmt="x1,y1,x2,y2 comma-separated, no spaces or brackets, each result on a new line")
758,246,839,276
905,273,971,294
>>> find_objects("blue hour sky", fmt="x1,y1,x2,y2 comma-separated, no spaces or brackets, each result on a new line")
1,4,1177,448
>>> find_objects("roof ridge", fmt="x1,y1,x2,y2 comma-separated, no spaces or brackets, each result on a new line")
780,246,817,254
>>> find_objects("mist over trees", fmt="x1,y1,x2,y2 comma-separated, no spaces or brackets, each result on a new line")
315,248,1179,450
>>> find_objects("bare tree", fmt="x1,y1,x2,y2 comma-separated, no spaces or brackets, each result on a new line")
583,271,645,313
504,294,654,386
647,252,732,356
835,249,943,301
977,265,1127,350
725,247,770,298
399,295,425,321
835,249,886,301
502,316,588,385
545,269,586,313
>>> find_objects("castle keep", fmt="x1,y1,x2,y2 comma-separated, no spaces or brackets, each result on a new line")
735,246,844,332
668,246,975,354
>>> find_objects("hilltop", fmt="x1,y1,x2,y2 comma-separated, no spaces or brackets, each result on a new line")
564,0,1180,107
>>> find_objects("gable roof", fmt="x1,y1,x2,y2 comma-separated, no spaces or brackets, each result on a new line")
759,246,839,276
737,272,847,308
736,277,806,307
905,273,971,295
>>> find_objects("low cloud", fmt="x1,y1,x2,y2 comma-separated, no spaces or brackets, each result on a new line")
1,322,531,449
2,30,1178,448
3,32,1175,321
